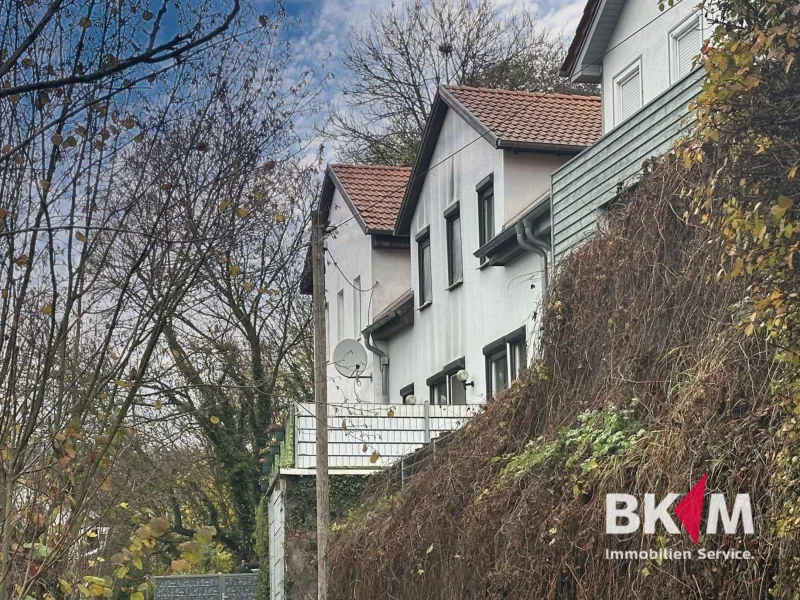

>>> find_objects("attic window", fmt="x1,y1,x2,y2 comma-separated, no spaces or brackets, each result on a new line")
614,60,642,125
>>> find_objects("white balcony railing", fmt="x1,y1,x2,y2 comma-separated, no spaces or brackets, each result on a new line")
292,401,478,469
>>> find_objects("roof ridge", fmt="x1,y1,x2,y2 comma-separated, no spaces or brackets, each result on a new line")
330,163,413,170
443,84,600,102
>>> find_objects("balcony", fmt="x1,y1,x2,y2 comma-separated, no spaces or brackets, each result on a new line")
291,401,478,469
550,68,704,261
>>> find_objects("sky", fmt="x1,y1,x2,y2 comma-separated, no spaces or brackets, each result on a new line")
278,0,587,160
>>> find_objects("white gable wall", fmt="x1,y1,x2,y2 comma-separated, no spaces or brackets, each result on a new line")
504,152,569,222
324,189,376,404
602,0,704,131
405,108,544,404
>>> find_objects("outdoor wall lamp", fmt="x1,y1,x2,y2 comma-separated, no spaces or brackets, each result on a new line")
405,394,417,405
456,369,474,388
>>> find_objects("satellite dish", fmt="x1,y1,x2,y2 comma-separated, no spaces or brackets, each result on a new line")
332,339,368,379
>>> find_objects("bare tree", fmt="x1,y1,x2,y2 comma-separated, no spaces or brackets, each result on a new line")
331,0,597,165
0,0,319,598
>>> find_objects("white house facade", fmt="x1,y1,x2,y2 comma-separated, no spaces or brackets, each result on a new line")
552,0,708,258
388,85,601,407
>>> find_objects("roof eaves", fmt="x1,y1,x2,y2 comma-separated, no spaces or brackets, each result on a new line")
560,0,601,78
328,165,369,235
395,93,450,236
438,86,500,147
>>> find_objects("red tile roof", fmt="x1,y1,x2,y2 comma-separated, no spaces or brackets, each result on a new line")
443,85,602,149
329,164,412,232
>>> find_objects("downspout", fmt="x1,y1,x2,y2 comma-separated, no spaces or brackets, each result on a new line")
515,220,550,299
364,333,389,403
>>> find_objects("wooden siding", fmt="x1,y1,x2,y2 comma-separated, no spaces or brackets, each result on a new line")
550,68,704,260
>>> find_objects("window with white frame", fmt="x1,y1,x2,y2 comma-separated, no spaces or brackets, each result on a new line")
484,327,527,397
670,13,702,83
614,60,642,125
353,276,362,338
428,358,467,405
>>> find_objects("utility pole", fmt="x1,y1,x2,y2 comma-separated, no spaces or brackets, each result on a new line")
311,211,330,600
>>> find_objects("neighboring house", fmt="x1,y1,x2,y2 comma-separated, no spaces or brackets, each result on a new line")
551,0,708,259
384,85,601,407
297,164,476,468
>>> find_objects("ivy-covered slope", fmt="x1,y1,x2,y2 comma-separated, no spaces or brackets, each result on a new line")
328,2,800,598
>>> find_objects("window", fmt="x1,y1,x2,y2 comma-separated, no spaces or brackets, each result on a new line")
671,14,702,83
487,350,508,397
431,379,448,405
445,202,463,286
477,176,495,252
353,276,362,338
484,327,527,397
614,60,642,124
427,358,466,405
336,289,344,342
417,228,432,306
509,337,527,381
449,372,466,405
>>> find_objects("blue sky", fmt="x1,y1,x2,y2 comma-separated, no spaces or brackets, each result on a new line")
279,0,586,160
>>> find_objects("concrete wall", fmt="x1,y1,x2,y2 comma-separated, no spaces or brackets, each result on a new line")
602,0,705,131
407,108,545,404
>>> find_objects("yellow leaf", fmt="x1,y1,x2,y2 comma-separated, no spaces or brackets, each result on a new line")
275,214,286,224
8,94,20,104
51,134,63,146
131,593,144,600
369,451,380,464
771,203,788,219
219,200,231,212
80,16,91,28
59,580,72,594
75,231,88,242
744,323,755,336
229,265,241,278
387,408,395,418
243,281,254,292
236,207,249,218
789,166,798,180
210,416,220,424
154,400,163,410
131,556,142,570
362,444,368,453
41,304,53,315
40,179,51,191
170,559,188,573
114,566,128,579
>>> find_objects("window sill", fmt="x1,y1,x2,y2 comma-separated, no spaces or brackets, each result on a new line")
477,258,492,270
446,280,463,291
418,301,432,312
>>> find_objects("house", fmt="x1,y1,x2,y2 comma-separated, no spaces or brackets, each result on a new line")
297,164,476,469
382,85,601,407
551,0,708,259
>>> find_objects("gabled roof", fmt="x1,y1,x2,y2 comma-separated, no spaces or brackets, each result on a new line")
444,86,602,149
561,0,626,83
394,85,601,234
323,164,412,234
300,163,411,295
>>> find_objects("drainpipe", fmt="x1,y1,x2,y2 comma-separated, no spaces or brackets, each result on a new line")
515,220,550,299
364,333,389,403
